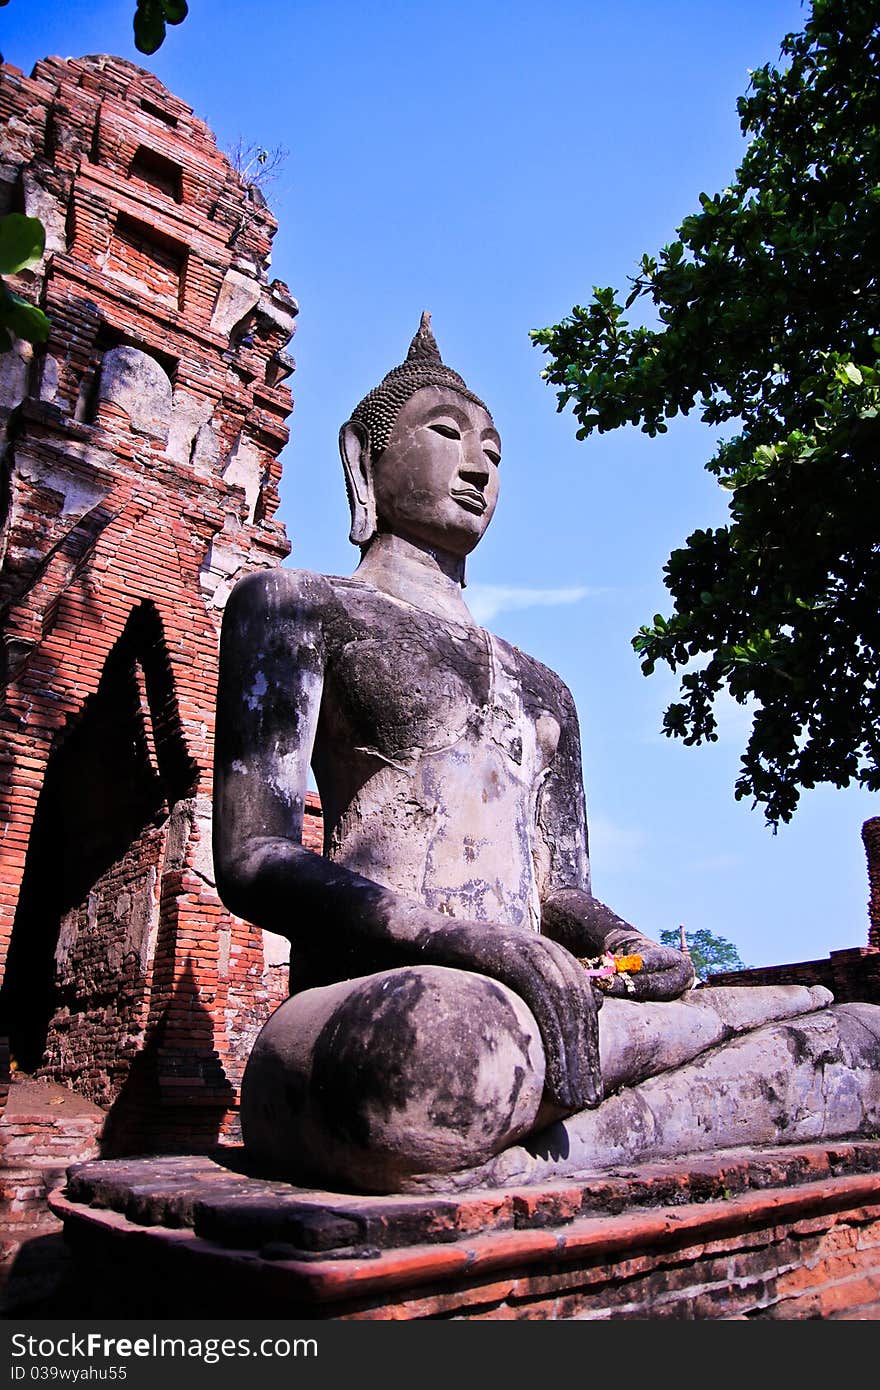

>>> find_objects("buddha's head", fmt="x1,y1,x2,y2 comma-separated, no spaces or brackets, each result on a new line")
339,313,501,559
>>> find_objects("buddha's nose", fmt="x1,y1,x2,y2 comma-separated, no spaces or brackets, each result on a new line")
461,439,490,487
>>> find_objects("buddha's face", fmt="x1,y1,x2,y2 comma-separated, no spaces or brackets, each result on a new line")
372,386,501,556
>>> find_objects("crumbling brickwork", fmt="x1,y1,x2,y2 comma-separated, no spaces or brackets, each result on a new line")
0,54,316,1151
862,817,880,949
707,946,880,1004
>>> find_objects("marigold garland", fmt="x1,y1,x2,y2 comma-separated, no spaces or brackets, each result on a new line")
577,951,644,993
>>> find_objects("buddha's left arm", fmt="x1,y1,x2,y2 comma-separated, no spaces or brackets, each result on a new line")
536,677,694,1001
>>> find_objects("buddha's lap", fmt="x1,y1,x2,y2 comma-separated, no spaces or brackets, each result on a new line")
239,964,548,1185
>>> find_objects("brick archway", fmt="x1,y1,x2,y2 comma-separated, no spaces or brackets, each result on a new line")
0,601,196,1080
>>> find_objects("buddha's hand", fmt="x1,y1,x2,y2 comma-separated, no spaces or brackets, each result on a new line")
415,919,603,1112
601,926,695,1001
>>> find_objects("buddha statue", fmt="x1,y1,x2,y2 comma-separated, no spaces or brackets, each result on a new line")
213,314,880,1194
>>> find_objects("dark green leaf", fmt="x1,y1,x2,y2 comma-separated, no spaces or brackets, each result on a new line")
134,1,167,54
0,285,50,344
0,214,45,275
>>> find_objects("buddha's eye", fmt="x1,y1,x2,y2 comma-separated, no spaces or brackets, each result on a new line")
429,421,461,440
484,445,501,467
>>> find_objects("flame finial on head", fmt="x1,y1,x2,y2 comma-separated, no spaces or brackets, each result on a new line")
349,312,488,456
405,310,443,365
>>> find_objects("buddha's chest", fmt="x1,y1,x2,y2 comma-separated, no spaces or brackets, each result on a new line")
319,594,560,778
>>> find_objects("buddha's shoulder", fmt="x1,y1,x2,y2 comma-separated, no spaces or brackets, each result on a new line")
223,570,413,644
225,567,345,616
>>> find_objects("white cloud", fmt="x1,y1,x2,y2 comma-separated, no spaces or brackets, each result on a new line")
587,813,648,874
466,583,599,624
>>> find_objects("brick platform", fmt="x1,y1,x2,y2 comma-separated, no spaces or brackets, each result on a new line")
0,1076,105,1313
49,1142,880,1318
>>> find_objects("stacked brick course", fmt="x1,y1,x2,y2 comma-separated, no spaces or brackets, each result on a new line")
48,1142,880,1319
0,1077,105,1313
0,54,313,1151
1,1080,104,1227
862,817,880,949
707,945,880,1003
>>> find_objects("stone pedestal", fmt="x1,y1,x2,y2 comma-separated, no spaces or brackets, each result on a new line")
50,1141,880,1319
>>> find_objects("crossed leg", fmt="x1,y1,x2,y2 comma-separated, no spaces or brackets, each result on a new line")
240,963,547,1193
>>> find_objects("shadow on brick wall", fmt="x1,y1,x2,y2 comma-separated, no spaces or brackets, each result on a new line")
101,957,235,1156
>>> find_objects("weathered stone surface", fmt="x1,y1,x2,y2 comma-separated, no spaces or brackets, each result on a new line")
97,346,172,441
37,352,59,403
428,1001,880,1193
210,267,261,337
214,314,880,1193
0,338,31,417
165,389,215,466
241,966,545,1191
256,282,298,343
599,983,833,1090
57,1137,880,1242
220,432,262,522
21,171,66,255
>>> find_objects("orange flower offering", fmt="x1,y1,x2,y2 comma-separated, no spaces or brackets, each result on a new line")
613,953,643,974
576,951,643,980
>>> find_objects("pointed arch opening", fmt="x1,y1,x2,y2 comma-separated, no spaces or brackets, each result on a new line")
0,601,198,1085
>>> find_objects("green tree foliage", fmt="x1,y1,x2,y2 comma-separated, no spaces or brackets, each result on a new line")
133,0,189,56
0,214,50,350
660,928,746,979
531,0,880,828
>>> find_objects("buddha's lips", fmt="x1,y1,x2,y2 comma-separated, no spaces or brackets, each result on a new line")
451,487,487,514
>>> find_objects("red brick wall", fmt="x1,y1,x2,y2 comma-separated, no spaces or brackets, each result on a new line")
863,818,880,949
0,55,303,1152
105,215,186,306
707,946,880,1003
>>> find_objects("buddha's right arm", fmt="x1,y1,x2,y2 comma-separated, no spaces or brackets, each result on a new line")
213,568,417,949
212,568,476,954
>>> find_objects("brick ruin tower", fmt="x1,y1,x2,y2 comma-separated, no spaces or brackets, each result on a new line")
0,55,316,1152
862,818,880,950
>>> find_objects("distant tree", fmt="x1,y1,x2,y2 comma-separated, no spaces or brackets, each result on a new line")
660,928,746,980
531,0,880,829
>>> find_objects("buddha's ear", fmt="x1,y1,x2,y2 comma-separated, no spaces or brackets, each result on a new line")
339,419,377,547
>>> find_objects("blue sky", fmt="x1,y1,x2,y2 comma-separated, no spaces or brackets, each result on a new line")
5,1,875,968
